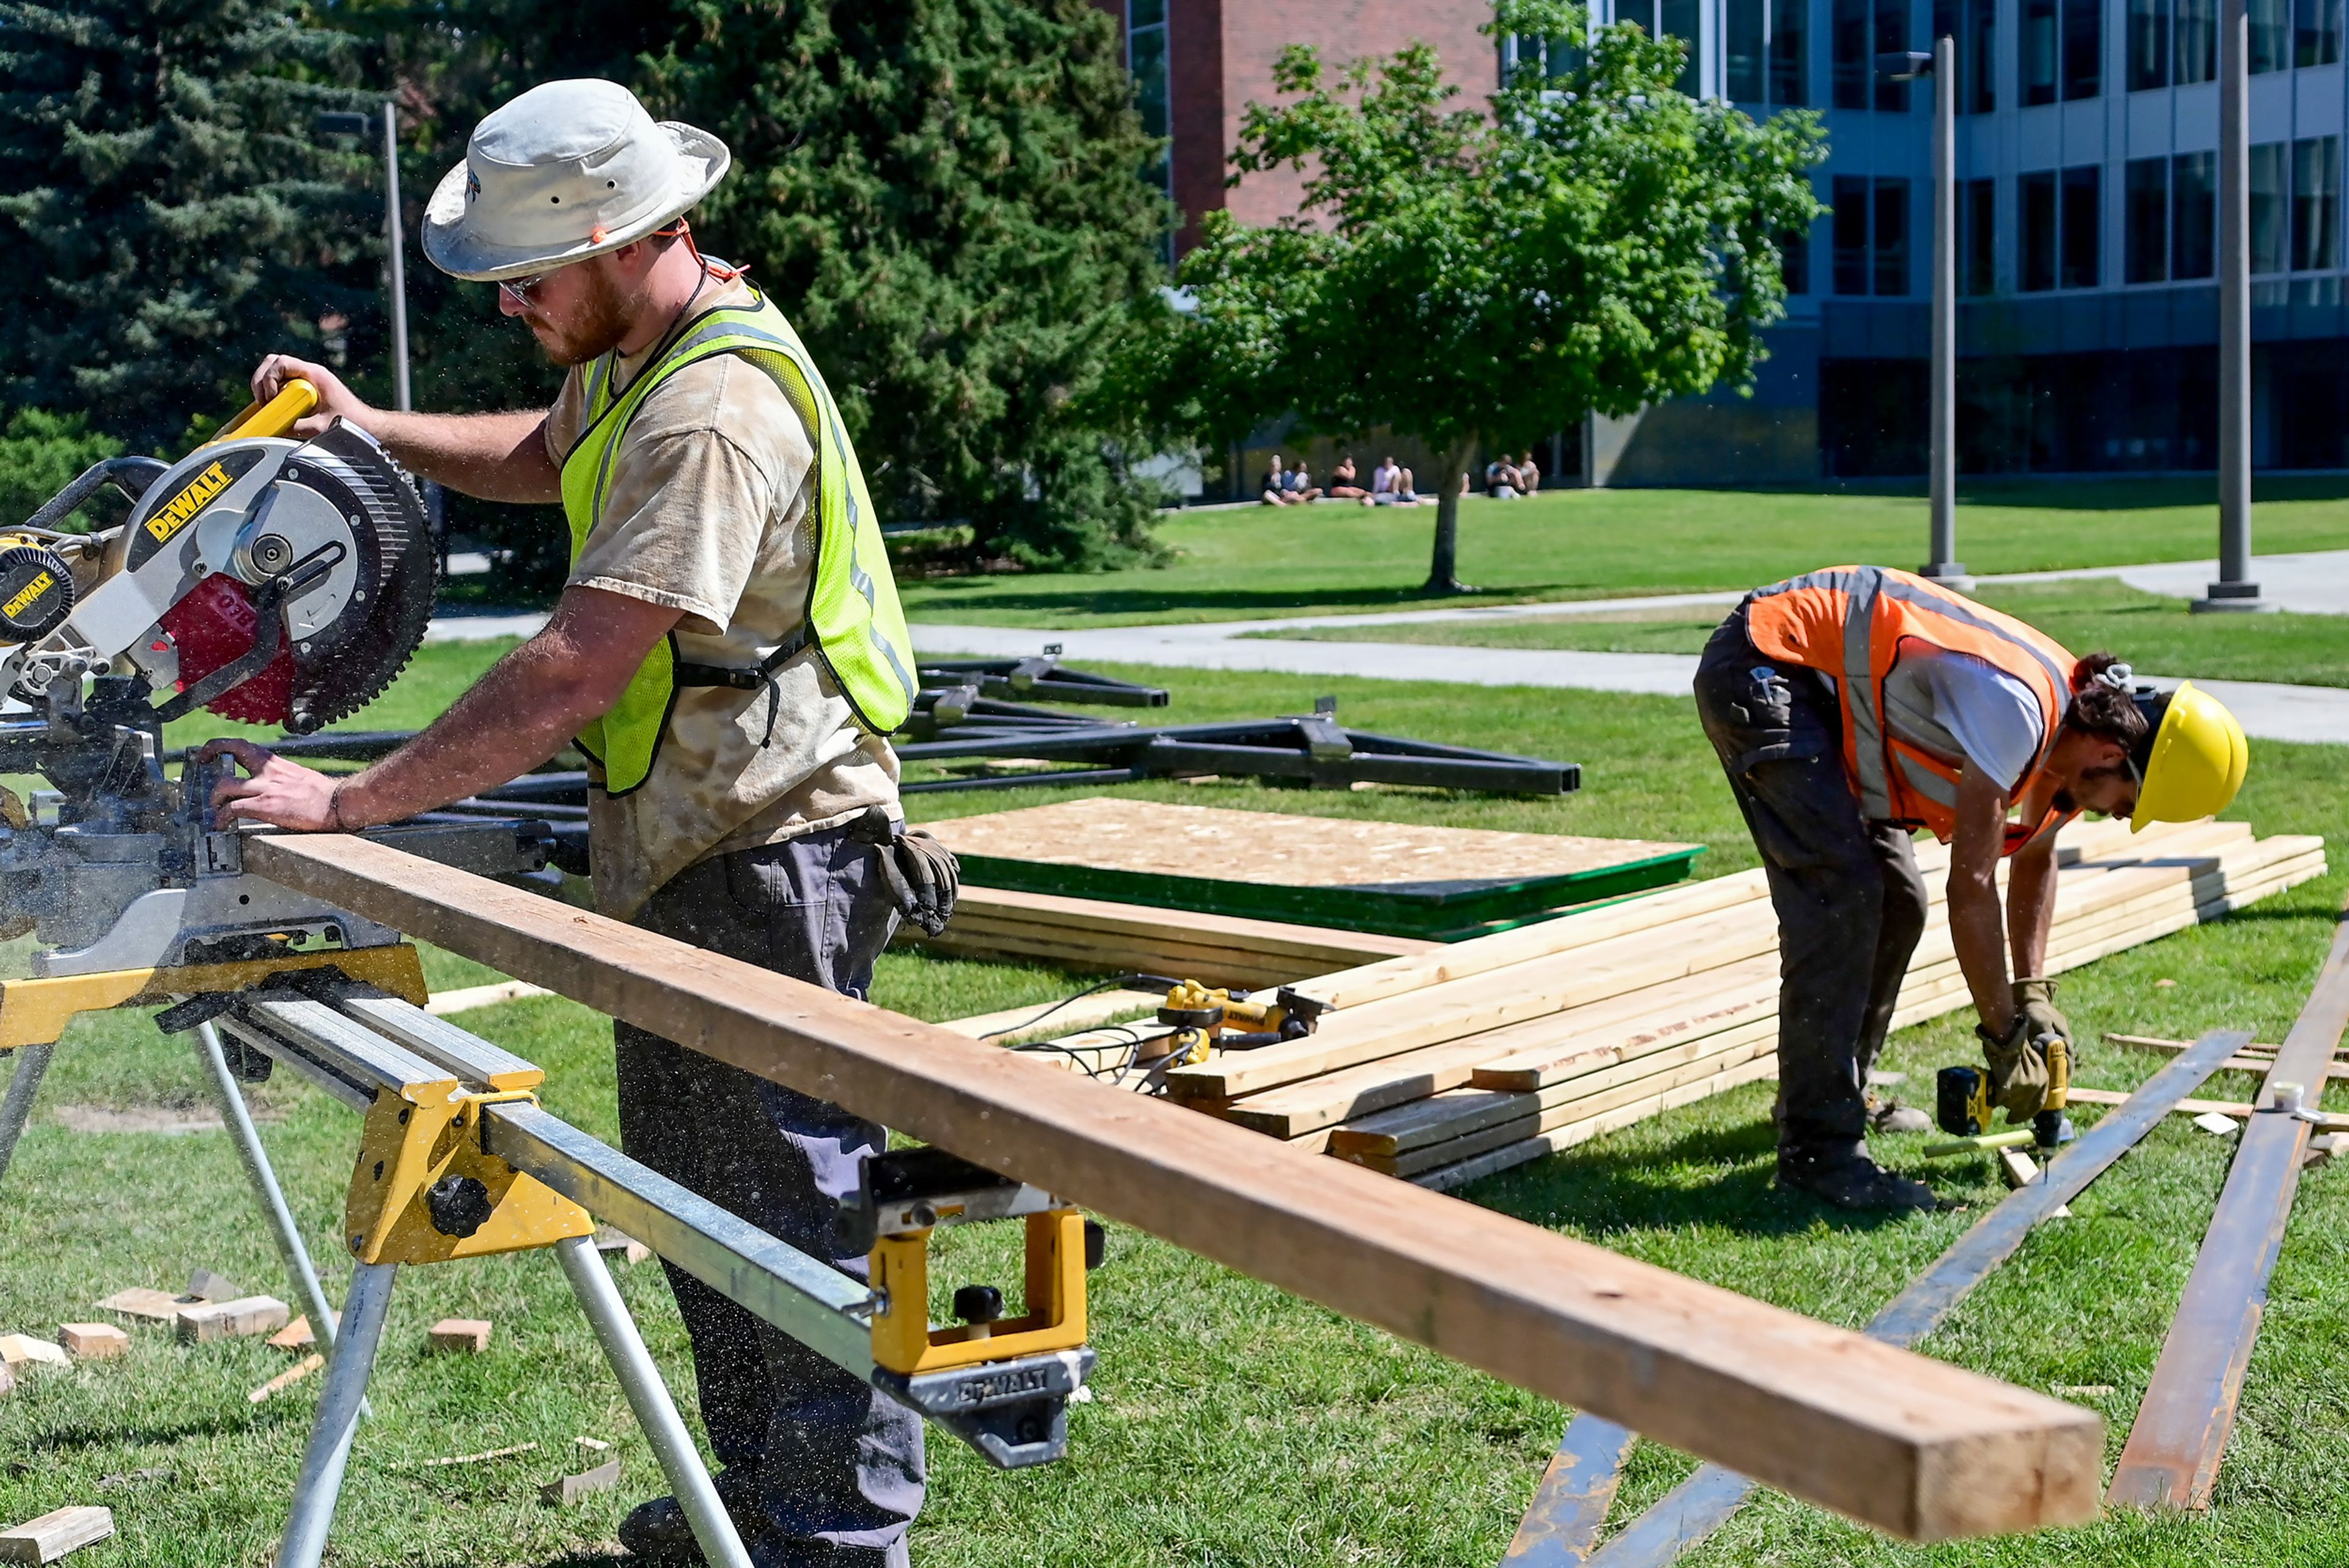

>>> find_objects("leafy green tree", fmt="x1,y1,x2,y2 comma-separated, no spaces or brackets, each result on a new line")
0,407,122,530
645,0,1174,569
1132,0,1825,591
0,0,383,449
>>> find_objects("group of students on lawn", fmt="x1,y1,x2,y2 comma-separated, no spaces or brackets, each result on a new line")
1261,450,1542,506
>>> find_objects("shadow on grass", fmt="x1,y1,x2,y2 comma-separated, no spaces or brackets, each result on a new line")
1454,1113,1921,1237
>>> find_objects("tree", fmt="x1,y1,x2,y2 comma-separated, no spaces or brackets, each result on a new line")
0,0,384,449
644,0,1175,569
1132,0,1826,592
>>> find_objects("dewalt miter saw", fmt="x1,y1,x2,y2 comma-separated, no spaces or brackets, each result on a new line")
0,379,544,999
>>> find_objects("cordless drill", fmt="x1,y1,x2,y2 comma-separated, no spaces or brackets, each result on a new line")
1936,1027,2073,1147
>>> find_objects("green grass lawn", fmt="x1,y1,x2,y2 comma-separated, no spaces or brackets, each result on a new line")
899,479,2349,628
2,650,2345,1563
1261,576,2349,688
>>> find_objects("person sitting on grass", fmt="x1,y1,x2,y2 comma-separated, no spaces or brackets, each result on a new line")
1371,457,1417,505
1516,450,1542,493
1486,453,1526,498
1326,453,1374,505
1261,454,1301,506
1282,459,1324,505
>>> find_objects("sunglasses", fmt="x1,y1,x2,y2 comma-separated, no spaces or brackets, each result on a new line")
499,270,557,309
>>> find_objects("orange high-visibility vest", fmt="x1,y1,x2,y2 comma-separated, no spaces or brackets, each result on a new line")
1745,565,2079,852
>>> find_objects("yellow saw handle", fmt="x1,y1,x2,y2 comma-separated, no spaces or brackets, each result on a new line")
205,377,320,447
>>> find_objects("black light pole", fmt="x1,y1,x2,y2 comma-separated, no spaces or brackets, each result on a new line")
2194,0,2271,611
315,108,412,415
1880,44,1968,589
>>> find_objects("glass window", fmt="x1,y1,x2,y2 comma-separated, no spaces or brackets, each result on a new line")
2176,0,2218,78
1129,9,1171,202
2293,135,2340,269
1834,0,1873,106
2061,164,2101,286
1773,0,1810,102
2251,0,2291,69
1833,175,1872,292
1729,0,1767,98
1130,0,1164,24
1779,226,1813,294
2126,157,2169,281
2173,150,2216,277
1961,177,1997,292
2025,0,2061,103
1968,0,1998,108
2064,0,2103,96
2129,0,2171,87
2296,0,2342,64
1619,0,1659,34
2022,170,2059,289
1875,177,1911,293
1662,0,1702,92
1877,0,1912,108
2251,141,2288,272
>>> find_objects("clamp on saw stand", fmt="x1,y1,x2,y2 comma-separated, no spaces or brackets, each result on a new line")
0,382,1100,1563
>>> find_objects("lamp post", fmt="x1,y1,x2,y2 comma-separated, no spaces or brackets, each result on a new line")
315,106,411,414
1880,42,1968,590
2194,0,2271,611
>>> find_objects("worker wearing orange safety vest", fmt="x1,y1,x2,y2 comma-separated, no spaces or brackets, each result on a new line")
1692,566,2249,1210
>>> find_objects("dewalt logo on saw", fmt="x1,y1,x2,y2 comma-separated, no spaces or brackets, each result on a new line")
3,572,54,623
144,461,232,545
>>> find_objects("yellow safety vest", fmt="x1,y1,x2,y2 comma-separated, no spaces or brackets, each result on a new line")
558,285,918,795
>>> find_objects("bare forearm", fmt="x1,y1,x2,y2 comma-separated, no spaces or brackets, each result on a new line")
335,637,604,822
351,409,558,504
1948,870,2015,1037
2007,845,2058,978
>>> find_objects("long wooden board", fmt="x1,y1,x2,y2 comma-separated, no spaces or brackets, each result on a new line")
247,833,2102,1542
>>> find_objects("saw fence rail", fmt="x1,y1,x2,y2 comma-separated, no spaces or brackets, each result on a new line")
243,832,2106,1543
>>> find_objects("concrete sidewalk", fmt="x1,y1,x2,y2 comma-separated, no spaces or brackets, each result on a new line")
908,618,2349,745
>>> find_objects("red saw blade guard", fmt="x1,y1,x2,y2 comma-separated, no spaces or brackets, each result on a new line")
157,574,295,726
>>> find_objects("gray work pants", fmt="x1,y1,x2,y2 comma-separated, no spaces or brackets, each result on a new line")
617,824,924,1567
1692,602,1929,1169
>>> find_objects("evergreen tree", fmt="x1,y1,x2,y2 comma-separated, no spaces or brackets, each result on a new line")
646,0,1173,568
0,0,383,449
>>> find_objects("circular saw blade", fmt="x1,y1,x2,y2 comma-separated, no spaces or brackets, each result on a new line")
157,421,439,733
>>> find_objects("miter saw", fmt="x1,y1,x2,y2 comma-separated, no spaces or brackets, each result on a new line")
0,379,546,1002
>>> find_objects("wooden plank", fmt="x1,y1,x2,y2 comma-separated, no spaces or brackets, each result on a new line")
938,989,1165,1041
1416,1057,1783,1191
174,1296,288,1344
0,1507,111,1565
1500,1415,1639,1566
2065,1086,2349,1130
2108,901,2349,1512
247,832,2103,1542
1573,1030,2252,1567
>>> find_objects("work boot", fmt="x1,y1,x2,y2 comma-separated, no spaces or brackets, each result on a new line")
618,1466,769,1562
1865,1093,1932,1134
1777,1152,1938,1211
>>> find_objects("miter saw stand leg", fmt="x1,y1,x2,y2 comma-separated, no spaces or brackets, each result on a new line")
0,969,377,1367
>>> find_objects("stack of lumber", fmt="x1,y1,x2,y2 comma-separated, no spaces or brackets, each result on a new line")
1025,817,2321,1189
908,883,1433,989
918,797,1702,939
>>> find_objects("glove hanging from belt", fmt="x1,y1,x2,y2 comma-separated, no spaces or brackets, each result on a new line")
852,806,959,937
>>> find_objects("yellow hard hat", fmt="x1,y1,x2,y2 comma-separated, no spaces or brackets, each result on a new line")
2129,680,2249,830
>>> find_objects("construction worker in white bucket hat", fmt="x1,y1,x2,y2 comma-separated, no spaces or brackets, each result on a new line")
218,78,943,1566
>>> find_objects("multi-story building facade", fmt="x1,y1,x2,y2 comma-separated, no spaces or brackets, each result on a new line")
1108,0,2349,484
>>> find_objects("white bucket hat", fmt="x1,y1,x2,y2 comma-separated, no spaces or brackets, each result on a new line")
423,79,730,283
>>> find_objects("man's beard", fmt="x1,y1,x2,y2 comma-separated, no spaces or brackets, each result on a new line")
534,265,638,366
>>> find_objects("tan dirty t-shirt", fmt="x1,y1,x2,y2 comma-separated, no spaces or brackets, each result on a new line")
543,275,900,920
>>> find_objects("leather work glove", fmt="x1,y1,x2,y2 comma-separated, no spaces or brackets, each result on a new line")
1977,1014,2049,1123
2014,976,2073,1052
855,807,960,936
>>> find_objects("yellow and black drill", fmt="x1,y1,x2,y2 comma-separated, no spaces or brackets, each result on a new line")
1937,1018,2073,1148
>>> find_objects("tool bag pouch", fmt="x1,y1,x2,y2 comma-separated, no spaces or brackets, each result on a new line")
1978,1016,2049,1122
853,806,960,937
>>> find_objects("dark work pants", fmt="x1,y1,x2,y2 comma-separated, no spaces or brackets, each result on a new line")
617,825,924,1567
1692,604,1929,1169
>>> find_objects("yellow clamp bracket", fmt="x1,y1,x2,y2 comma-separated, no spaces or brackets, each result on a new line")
0,944,428,1052
346,1082,592,1267
867,1210,1089,1377
205,377,319,448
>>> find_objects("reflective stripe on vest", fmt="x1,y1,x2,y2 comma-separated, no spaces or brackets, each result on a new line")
1746,565,2077,848
558,286,918,796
